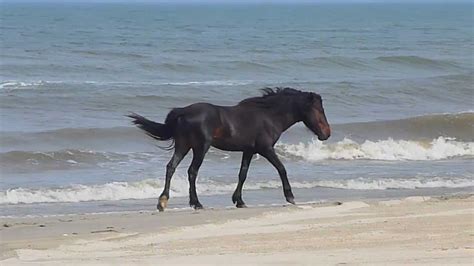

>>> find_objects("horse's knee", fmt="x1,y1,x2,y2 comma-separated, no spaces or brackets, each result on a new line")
188,165,199,179
166,164,176,178
187,170,196,181
166,162,174,171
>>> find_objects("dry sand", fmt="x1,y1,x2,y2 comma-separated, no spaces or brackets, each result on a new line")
1,195,473,265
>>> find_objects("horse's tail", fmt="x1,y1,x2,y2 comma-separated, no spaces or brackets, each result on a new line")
127,111,180,143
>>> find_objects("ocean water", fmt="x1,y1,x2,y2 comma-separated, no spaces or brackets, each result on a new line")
1,3,473,216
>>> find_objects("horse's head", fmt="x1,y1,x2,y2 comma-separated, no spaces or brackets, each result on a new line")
300,92,331,141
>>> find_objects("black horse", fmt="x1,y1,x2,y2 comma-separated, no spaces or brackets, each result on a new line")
128,87,330,211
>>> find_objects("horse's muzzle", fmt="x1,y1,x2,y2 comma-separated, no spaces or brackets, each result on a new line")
317,124,331,141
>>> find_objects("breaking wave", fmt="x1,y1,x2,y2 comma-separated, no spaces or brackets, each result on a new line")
1,176,472,205
277,137,474,161
333,112,474,141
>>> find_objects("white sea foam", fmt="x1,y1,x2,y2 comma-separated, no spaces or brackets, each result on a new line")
277,137,474,161
313,177,473,190
0,79,253,90
0,81,47,89
1,176,472,205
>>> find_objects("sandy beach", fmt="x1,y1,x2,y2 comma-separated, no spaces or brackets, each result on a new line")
1,194,472,265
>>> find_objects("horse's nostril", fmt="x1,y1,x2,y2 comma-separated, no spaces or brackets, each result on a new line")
318,135,330,141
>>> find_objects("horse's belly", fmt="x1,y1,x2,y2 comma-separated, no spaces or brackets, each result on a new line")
211,137,254,152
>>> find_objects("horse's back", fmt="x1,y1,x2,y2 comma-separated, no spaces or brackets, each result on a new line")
175,102,221,121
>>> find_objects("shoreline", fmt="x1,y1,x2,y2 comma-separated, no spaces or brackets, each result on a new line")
1,193,473,265
3,186,472,218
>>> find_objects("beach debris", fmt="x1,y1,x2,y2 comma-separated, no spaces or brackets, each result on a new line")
90,229,118,234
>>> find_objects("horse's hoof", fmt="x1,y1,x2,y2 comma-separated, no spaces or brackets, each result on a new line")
157,204,164,212
236,203,247,208
286,197,295,205
191,202,204,210
158,196,168,212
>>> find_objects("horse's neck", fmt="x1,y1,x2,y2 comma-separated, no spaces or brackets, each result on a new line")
268,101,301,132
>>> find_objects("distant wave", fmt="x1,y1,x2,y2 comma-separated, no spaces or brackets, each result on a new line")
267,56,368,70
158,62,198,72
0,149,134,168
71,49,149,59
270,55,463,71
1,69,469,92
333,112,474,141
0,79,254,91
164,80,254,86
0,81,48,90
1,176,472,205
0,80,102,91
276,137,473,161
304,56,372,69
1,127,142,150
376,55,461,69
227,60,277,71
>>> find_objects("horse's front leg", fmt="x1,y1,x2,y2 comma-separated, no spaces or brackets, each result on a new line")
232,151,254,208
187,143,210,210
259,147,295,204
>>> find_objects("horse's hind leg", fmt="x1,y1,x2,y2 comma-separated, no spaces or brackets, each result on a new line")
187,142,210,210
232,151,253,208
158,142,190,212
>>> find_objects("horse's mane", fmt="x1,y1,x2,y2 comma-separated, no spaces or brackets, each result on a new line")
238,87,304,107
